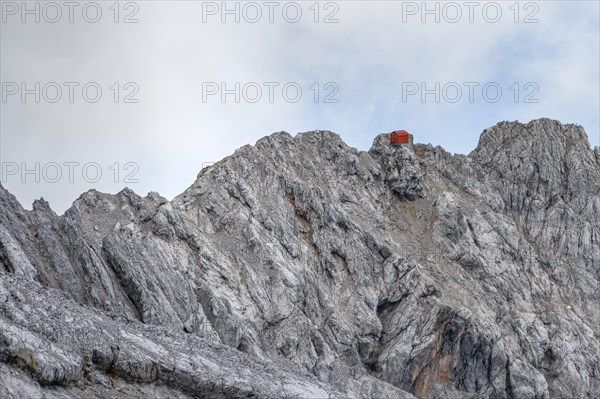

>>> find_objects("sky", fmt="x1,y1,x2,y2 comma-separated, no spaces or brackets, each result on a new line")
1,0,599,214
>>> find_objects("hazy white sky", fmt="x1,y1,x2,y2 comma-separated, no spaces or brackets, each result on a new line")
2,0,599,213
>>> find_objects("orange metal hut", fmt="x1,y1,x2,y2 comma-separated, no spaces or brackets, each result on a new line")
390,130,411,145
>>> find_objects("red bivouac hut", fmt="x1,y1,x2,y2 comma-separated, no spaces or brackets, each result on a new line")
390,130,411,145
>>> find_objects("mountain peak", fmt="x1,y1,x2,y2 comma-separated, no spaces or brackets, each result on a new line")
0,119,599,399
472,118,592,161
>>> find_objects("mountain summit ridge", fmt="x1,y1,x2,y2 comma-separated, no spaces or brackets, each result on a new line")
0,118,599,398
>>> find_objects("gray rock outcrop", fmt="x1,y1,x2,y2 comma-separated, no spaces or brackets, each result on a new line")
0,118,598,398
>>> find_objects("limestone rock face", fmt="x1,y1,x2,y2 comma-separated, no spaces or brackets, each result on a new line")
1,119,599,398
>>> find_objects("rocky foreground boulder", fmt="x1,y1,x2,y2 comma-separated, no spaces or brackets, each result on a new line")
0,118,599,398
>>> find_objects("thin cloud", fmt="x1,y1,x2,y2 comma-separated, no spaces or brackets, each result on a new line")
1,1,598,213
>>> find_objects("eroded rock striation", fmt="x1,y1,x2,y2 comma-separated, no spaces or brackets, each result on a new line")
1,118,599,398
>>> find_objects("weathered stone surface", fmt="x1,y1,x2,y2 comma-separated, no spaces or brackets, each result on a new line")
0,118,598,398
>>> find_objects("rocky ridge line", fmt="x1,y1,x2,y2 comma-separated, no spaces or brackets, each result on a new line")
0,118,599,398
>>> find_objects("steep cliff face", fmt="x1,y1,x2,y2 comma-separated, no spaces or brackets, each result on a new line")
1,118,599,399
